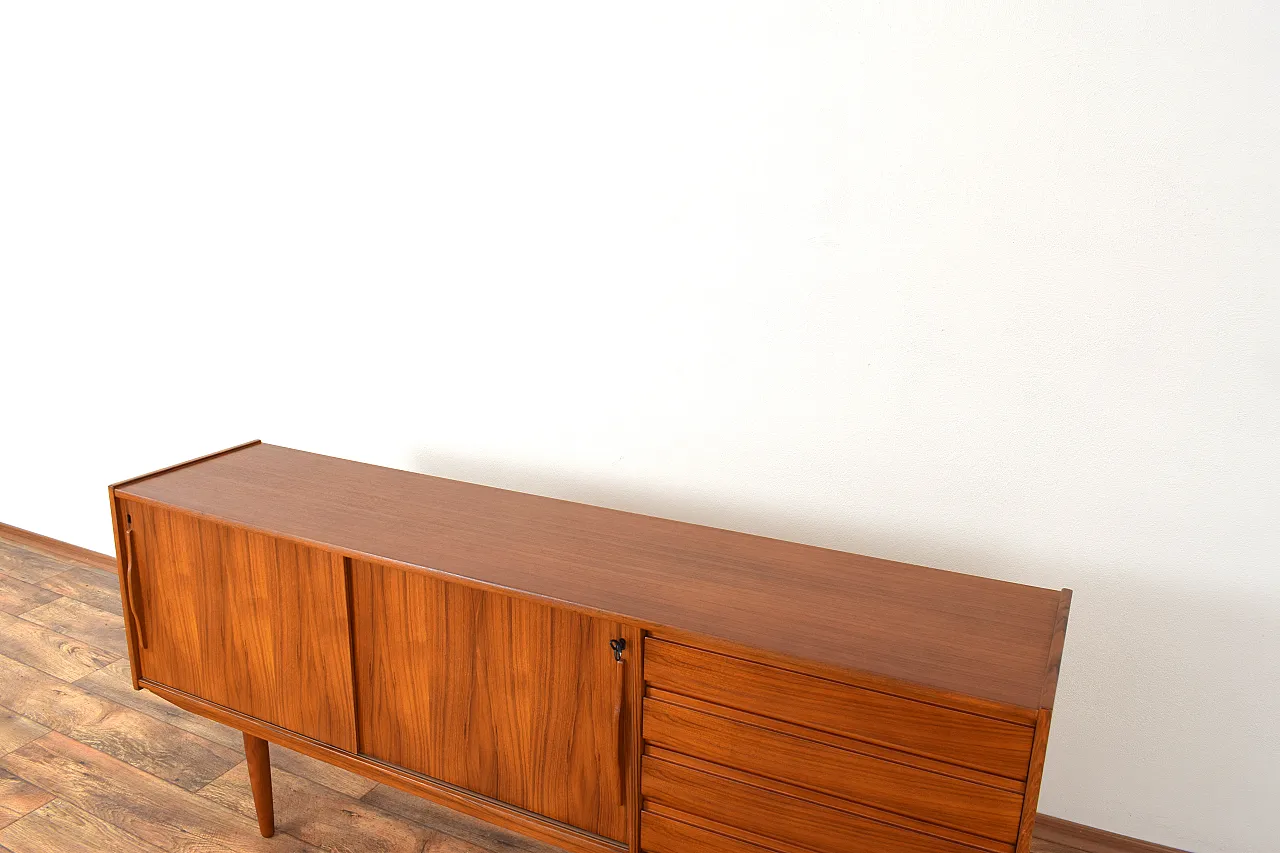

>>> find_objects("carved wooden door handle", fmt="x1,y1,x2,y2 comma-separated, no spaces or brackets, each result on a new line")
124,527,147,649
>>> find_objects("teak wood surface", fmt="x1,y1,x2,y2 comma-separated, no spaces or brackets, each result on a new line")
114,441,1067,710
118,499,358,752
351,558,633,843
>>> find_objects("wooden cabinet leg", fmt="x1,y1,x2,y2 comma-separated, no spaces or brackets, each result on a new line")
243,733,275,838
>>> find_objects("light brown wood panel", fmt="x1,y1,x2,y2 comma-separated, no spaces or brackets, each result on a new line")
642,755,997,853
645,638,1035,780
122,500,356,751
641,809,782,853
643,698,1023,842
351,558,632,844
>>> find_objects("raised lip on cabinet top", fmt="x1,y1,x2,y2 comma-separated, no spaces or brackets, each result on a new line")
112,441,1071,712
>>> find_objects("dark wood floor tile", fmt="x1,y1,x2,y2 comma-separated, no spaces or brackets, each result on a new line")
17,599,128,658
37,570,123,617
0,799,167,853
0,577,59,619
0,654,239,792
0,613,115,682
0,733,318,853
200,762,439,853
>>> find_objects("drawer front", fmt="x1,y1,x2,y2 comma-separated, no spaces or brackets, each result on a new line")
644,698,1022,842
646,638,1033,779
642,809,779,853
642,756,996,853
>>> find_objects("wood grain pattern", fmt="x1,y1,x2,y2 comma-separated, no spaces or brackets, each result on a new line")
644,638,1034,780
361,783,566,853
643,698,1023,842
641,755,999,853
1041,591,1073,711
0,527,114,574
0,733,315,853
1016,710,1054,853
37,569,123,617
242,734,273,837
0,771,53,830
121,500,357,751
0,654,239,792
201,761,438,852
19,598,127,658
0,713,46,760
117,442,1064,708
0,577,58,618
0,613,115,683
352,558,630,843
0,545,67,588
640,809,781,853
0,800,167,853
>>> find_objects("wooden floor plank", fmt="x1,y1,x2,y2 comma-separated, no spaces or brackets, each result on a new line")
0,577,59,618
0,733,318,853
37,570,123,617
0,770,53,831
0,654,239,792
0,799,167,853
17,599,128,658
0,526,116,574
0,712,46,760
75,659,242,750
200,762,443,853
77,659,382,797
0,613,115,683
0,547,67,588
363,785,564,853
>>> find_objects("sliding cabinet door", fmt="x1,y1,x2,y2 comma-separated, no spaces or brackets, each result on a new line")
352,558,632,843
120,499,357,751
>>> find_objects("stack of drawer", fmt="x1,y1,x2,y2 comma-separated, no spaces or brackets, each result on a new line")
640,638,1037,853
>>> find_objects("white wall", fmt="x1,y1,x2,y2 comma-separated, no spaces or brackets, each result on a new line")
1,3,1276,850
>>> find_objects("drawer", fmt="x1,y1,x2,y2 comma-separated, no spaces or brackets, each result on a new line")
642,755,1005,853
645,638,1033,779
644,698,1022,842
642,809,781,853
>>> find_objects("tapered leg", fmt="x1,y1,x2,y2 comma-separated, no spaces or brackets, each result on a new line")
243,733,274,838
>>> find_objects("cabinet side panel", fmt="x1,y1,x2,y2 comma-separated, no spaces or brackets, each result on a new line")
1015,709,1052,853
351,558,628,842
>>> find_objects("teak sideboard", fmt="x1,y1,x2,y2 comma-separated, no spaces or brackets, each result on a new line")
108,441,1071,853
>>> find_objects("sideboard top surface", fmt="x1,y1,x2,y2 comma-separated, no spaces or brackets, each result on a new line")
115,442,1066,709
